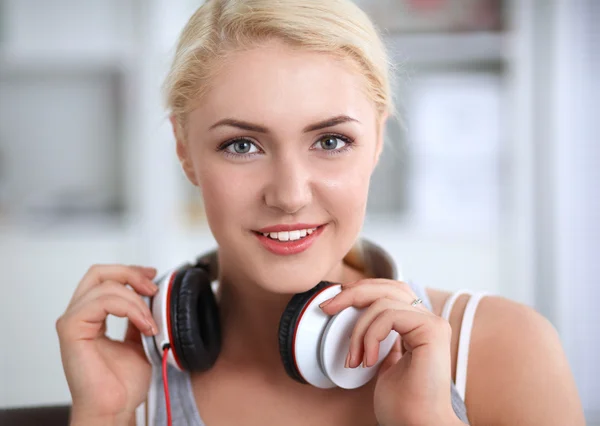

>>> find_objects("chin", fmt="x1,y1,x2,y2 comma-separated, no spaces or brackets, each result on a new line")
248,264,318,295
251,253,341,295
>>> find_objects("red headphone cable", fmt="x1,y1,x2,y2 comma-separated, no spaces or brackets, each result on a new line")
162,345,173,426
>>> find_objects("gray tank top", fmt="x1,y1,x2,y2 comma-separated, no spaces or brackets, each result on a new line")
147,281,470,425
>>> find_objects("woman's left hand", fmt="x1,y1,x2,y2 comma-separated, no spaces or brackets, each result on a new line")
319,279,464,426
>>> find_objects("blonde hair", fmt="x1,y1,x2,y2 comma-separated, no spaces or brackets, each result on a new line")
164,0,395,138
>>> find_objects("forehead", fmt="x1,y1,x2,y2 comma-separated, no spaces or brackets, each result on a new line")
188,40,375,129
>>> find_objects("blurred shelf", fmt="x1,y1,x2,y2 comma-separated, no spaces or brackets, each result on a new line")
0,45,134,74
362,213,497,242
386,32,506,66
0,211,134,239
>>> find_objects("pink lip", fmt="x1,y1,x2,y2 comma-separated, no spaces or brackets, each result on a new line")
256,223,324,233
254,224,326,256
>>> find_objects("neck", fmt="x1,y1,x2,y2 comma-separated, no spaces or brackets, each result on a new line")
215,257,362,379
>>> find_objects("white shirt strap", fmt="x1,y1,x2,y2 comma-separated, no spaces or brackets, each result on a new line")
441,289,472,321
455,291,489,402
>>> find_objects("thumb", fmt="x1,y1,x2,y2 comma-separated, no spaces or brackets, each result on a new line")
124,318,143,346
378,336,403,376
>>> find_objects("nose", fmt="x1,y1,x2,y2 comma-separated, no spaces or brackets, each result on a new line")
263,156,312,214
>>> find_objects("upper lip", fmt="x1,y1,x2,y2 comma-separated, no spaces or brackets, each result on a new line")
255,223,324,233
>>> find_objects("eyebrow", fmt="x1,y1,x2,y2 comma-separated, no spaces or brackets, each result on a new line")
208,115,360,133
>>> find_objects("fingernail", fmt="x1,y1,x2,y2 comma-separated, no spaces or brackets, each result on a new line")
319,299,333,308
145,319,156,335
344,352,350,368
348,352,356,368
145,314,157,334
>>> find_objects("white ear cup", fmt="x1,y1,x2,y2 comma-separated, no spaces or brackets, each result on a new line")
140,294,162,366
292,284,398,389
321,306,398,389
292,285,341,388
140,269,184,371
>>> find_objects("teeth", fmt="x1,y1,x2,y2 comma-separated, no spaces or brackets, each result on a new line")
261,227,318,241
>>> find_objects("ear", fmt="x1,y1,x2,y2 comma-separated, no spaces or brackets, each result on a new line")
171,115,199,187
373,111,389,167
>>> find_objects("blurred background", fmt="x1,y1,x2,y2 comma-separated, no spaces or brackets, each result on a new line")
0,0,597,422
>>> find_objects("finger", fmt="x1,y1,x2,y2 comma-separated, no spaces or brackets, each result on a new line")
69,264,158,308
341,278,398,290
76,264,158,302
124,318,144,346
341,279,417,294
363,309,450,367
378,336,403,375
129,265,158,280
347,298,400,368
320,281,418,315
65,280,157,344
394,334,402,352
72,280,155,326
58,294,157,343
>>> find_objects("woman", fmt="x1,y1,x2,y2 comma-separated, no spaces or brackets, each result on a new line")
56,0,585,425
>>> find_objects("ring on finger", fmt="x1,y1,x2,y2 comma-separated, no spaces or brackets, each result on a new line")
411,297,423,307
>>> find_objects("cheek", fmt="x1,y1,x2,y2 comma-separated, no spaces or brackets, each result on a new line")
317,157,373,217
196,165,255,230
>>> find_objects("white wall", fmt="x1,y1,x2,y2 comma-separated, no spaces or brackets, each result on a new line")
552,0,600,421
0,225,140,407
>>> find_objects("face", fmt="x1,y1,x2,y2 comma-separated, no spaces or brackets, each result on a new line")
175,39,386,294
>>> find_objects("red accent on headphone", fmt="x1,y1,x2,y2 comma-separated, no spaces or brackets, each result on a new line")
165,271,184,371
290,287,329,383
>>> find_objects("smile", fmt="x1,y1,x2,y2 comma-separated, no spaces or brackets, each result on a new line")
253,224,326,255
260,228,317,242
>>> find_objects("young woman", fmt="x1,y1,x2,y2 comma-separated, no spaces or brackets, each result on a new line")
56,1,585,425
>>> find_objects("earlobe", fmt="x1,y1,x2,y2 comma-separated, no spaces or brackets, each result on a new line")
171,115,199,187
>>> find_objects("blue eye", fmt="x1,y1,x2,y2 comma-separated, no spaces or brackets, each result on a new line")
312,134,354,154
226,139,259,154
218,138,261,158
319,136,345,150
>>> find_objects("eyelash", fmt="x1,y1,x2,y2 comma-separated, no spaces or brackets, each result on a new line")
216,133,356,159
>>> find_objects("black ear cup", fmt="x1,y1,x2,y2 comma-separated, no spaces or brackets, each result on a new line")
278,281,335,384
169,267,221,372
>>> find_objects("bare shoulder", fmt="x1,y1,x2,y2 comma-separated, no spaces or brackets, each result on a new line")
426,288,585,426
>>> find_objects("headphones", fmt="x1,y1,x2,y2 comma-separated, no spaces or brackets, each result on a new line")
140,240,399,390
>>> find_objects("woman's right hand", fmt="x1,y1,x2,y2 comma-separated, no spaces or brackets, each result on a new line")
55,264,160,424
